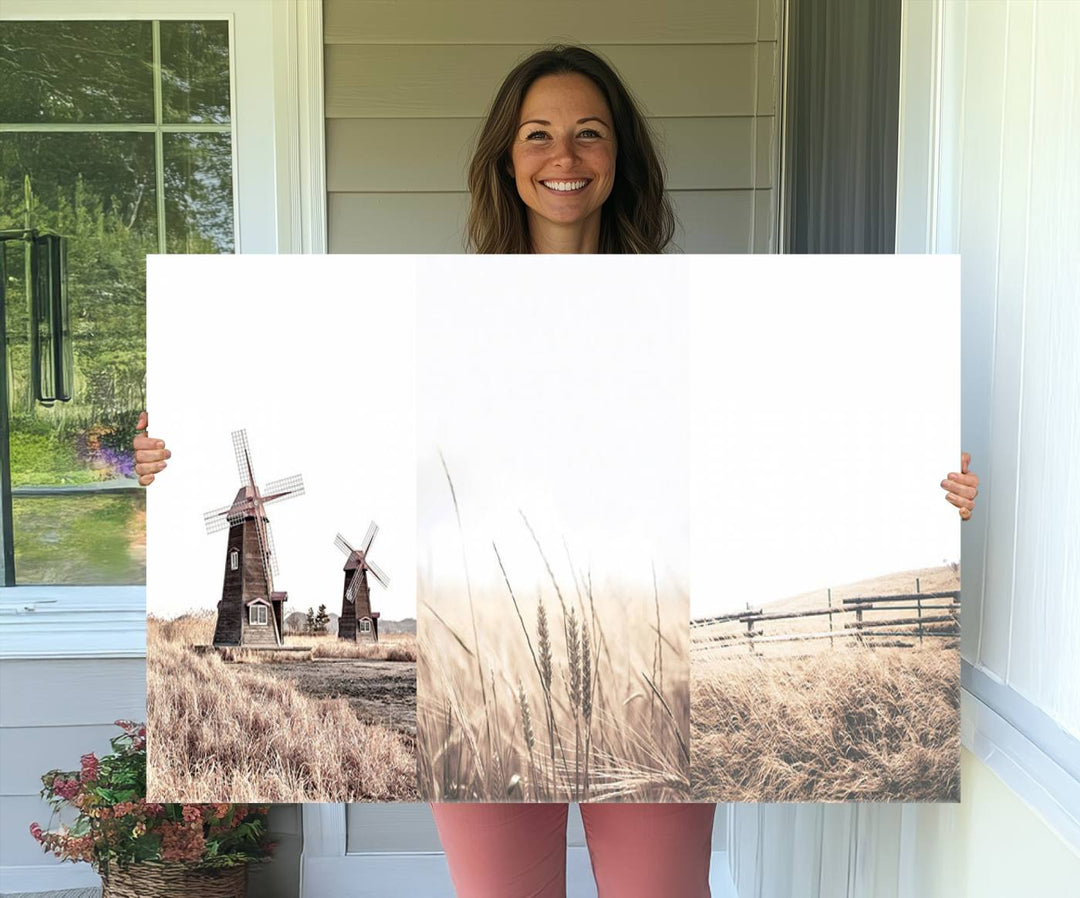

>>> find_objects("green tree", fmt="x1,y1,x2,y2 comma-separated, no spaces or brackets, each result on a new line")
315,604,330,635
305,607,316,636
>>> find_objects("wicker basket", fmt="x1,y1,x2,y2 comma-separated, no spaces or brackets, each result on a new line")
101,862,247,898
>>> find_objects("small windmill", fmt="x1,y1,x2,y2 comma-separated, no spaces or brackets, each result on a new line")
203,429,304,647
334,523,389,642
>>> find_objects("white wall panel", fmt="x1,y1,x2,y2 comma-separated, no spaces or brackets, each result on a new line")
1006,1,1080,729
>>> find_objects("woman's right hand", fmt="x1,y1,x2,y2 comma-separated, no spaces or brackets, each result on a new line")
133,411,171,486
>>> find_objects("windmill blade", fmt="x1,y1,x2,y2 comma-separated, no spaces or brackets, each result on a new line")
361,521,379,555
232,429,257,489
334,532,355,556
203,504,235,534
251,516,278,590
263,520,280,577
365,558,390,589
264,474,305,505
345,569,363,604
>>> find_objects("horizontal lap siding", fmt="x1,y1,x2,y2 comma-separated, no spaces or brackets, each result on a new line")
324,0,760,45
324,0,781,254
0,658,146,867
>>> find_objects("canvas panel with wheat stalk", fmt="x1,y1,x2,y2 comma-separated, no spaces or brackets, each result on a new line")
688,257,962,803
416,257,691,803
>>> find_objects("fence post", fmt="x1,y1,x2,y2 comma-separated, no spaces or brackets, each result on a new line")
827,587,834,649
746,616,755,654
855,605,864,647
916,577,923,646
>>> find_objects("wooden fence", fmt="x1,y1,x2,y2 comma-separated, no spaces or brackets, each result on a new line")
690,583,960,653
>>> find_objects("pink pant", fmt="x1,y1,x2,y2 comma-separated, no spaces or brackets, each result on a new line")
431,803,716,898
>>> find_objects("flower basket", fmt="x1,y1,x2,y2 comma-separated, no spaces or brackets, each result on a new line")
31,721,273,892
101,861,247,898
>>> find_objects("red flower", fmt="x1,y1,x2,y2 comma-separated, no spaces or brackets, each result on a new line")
52,778,80,801
160,821,206,863
181,806,203,824
80,753,99,782
30,822,43,842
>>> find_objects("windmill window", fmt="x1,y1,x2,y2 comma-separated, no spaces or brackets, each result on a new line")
229,548,239,571
249,604,267,626
359,617,372,633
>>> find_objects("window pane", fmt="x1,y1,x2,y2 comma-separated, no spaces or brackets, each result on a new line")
160,20,232,124
12,492,146,585
164,132,235,253
2,132,154,499
0,21,154,124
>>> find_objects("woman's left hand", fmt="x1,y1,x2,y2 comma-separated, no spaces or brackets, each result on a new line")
941,451,979,521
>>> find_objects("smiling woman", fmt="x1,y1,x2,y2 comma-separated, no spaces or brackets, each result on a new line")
466,45,674,254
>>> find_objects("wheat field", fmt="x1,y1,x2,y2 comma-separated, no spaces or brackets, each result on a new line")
146,615,418,803
418,547,690,803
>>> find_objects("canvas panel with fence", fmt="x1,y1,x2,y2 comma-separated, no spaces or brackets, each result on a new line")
688,256,962,803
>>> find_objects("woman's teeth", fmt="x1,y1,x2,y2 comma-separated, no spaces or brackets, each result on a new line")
542,180,589,192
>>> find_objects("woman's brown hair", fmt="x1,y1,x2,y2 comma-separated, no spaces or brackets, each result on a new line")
466,45,676,254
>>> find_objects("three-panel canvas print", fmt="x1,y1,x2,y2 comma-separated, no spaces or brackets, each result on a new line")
145,253,960,805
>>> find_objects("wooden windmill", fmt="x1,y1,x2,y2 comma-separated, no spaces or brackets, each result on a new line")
203,429,304,647
334,523,389,643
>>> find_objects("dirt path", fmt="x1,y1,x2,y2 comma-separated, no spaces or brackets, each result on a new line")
247,659,417,735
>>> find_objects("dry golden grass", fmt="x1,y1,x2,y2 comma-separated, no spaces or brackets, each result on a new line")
149,613,416,661
690,646,960,802
146,616,418,803
418,503,689,804
288,633,417,662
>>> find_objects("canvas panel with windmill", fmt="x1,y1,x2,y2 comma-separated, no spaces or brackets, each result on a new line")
145,254,418,804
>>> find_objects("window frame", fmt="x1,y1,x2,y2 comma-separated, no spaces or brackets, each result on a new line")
249,601,268,626
0,0,326,255
0,0,327,589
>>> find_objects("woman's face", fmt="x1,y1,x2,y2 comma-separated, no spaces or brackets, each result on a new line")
509,73,617,233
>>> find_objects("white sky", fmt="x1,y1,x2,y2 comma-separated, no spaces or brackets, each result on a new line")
689,255,961,616
145,254,959,623
146,255,416,621
417,256,690,600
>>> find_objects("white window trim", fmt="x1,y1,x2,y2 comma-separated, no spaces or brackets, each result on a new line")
358,617,372,633
249,601,269,625
0,587,145,659
230,547,239,570
0,0,326,255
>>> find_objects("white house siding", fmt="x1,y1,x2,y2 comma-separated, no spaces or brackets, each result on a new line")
0,654,145,894
727,1,1080,895
323,0,782,253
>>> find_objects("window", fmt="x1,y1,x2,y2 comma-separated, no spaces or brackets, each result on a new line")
0,18,235,585
230,548,239,571
359,617,372,633
249,603,267,626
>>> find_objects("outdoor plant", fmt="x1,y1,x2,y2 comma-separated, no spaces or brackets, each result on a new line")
30,720,274,876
